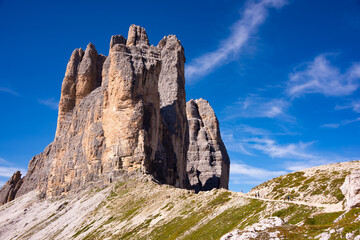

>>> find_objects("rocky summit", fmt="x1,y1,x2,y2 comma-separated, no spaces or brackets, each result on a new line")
0,25,230,203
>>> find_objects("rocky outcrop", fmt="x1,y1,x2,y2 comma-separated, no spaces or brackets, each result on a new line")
0,25,230,202
341,169,360,209
0,171,23,204
186,99,230,192
56,43,105,137
220,217,283,240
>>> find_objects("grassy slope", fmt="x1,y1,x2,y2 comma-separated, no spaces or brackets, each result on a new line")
71,176,359,240
74,179,319,240
249,161,360,204
1,162,359,239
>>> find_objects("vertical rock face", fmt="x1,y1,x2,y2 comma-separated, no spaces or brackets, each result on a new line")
0,171,23,204
56,44,105,137
341,170,360,209
154,35,188,188
0,25,230,203
102,27,161,175
186,99,230,192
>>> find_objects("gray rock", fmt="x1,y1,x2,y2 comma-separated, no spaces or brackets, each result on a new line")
341,169,360,209
126,24,149,47
0,171,23,204
186,99,230,192
110,35,127,49
220,217,283,240
154,35,188,188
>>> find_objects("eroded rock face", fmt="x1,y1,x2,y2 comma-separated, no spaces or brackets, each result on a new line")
154,35,188,188
56,43,105,137
0,25,230,202
186,99,230,192
102,28,161,176
341,169,360,209
0,171,23,204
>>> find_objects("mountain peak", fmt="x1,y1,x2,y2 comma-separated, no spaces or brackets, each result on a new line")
0,25,230,204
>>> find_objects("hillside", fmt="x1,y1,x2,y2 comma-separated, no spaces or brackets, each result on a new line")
249,161,360,204
1,162,359,240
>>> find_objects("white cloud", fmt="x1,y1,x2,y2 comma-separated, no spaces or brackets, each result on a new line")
223,95,292,121
222,124,319,160
336,100,360,113
283,158,336,172
231,163,287,179
185,0,287,81
0,181,5,187
324,100,360,128
287,54,360,97
322,117,360,129
0,166,26,178
0,87,19,96
0,157,27,178
38,98,59,110
0,157,10,165
242,138,316,159
222,132,255,156
321,123,340,129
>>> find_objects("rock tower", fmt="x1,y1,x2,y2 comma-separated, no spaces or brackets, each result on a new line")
0,25,230,203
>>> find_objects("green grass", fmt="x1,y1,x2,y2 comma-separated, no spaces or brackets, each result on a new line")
72,220,95,239
183,199,264,240
272,204,315,225
146,191,233,240
147,214,205,240
208,191,232,207
275,208,360,239
305,211,344,226
161,202,175,211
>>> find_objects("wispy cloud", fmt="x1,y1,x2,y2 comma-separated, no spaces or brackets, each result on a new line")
222,124,317,160
0,157,10,165
336,100,360,113
185,0,287,81
0,87,20,96
282,156,347,172
0,157,27,178
0,166,26,178
322,117,360,129
225,129,350,172
222,132,256,156
231,163,287,179
322,100,360,128
223,95,292,121
287,54,360,97
243,138,316,159
38,98,59,110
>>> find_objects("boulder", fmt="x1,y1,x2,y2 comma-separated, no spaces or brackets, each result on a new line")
341,169,360,209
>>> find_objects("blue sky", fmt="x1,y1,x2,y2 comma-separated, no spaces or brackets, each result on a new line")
0,0,360,192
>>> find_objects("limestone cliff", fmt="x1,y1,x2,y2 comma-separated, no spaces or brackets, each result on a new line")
186,99,230,192
0,25,230,203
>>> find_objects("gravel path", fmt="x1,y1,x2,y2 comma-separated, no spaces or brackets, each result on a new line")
246,195,343,212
